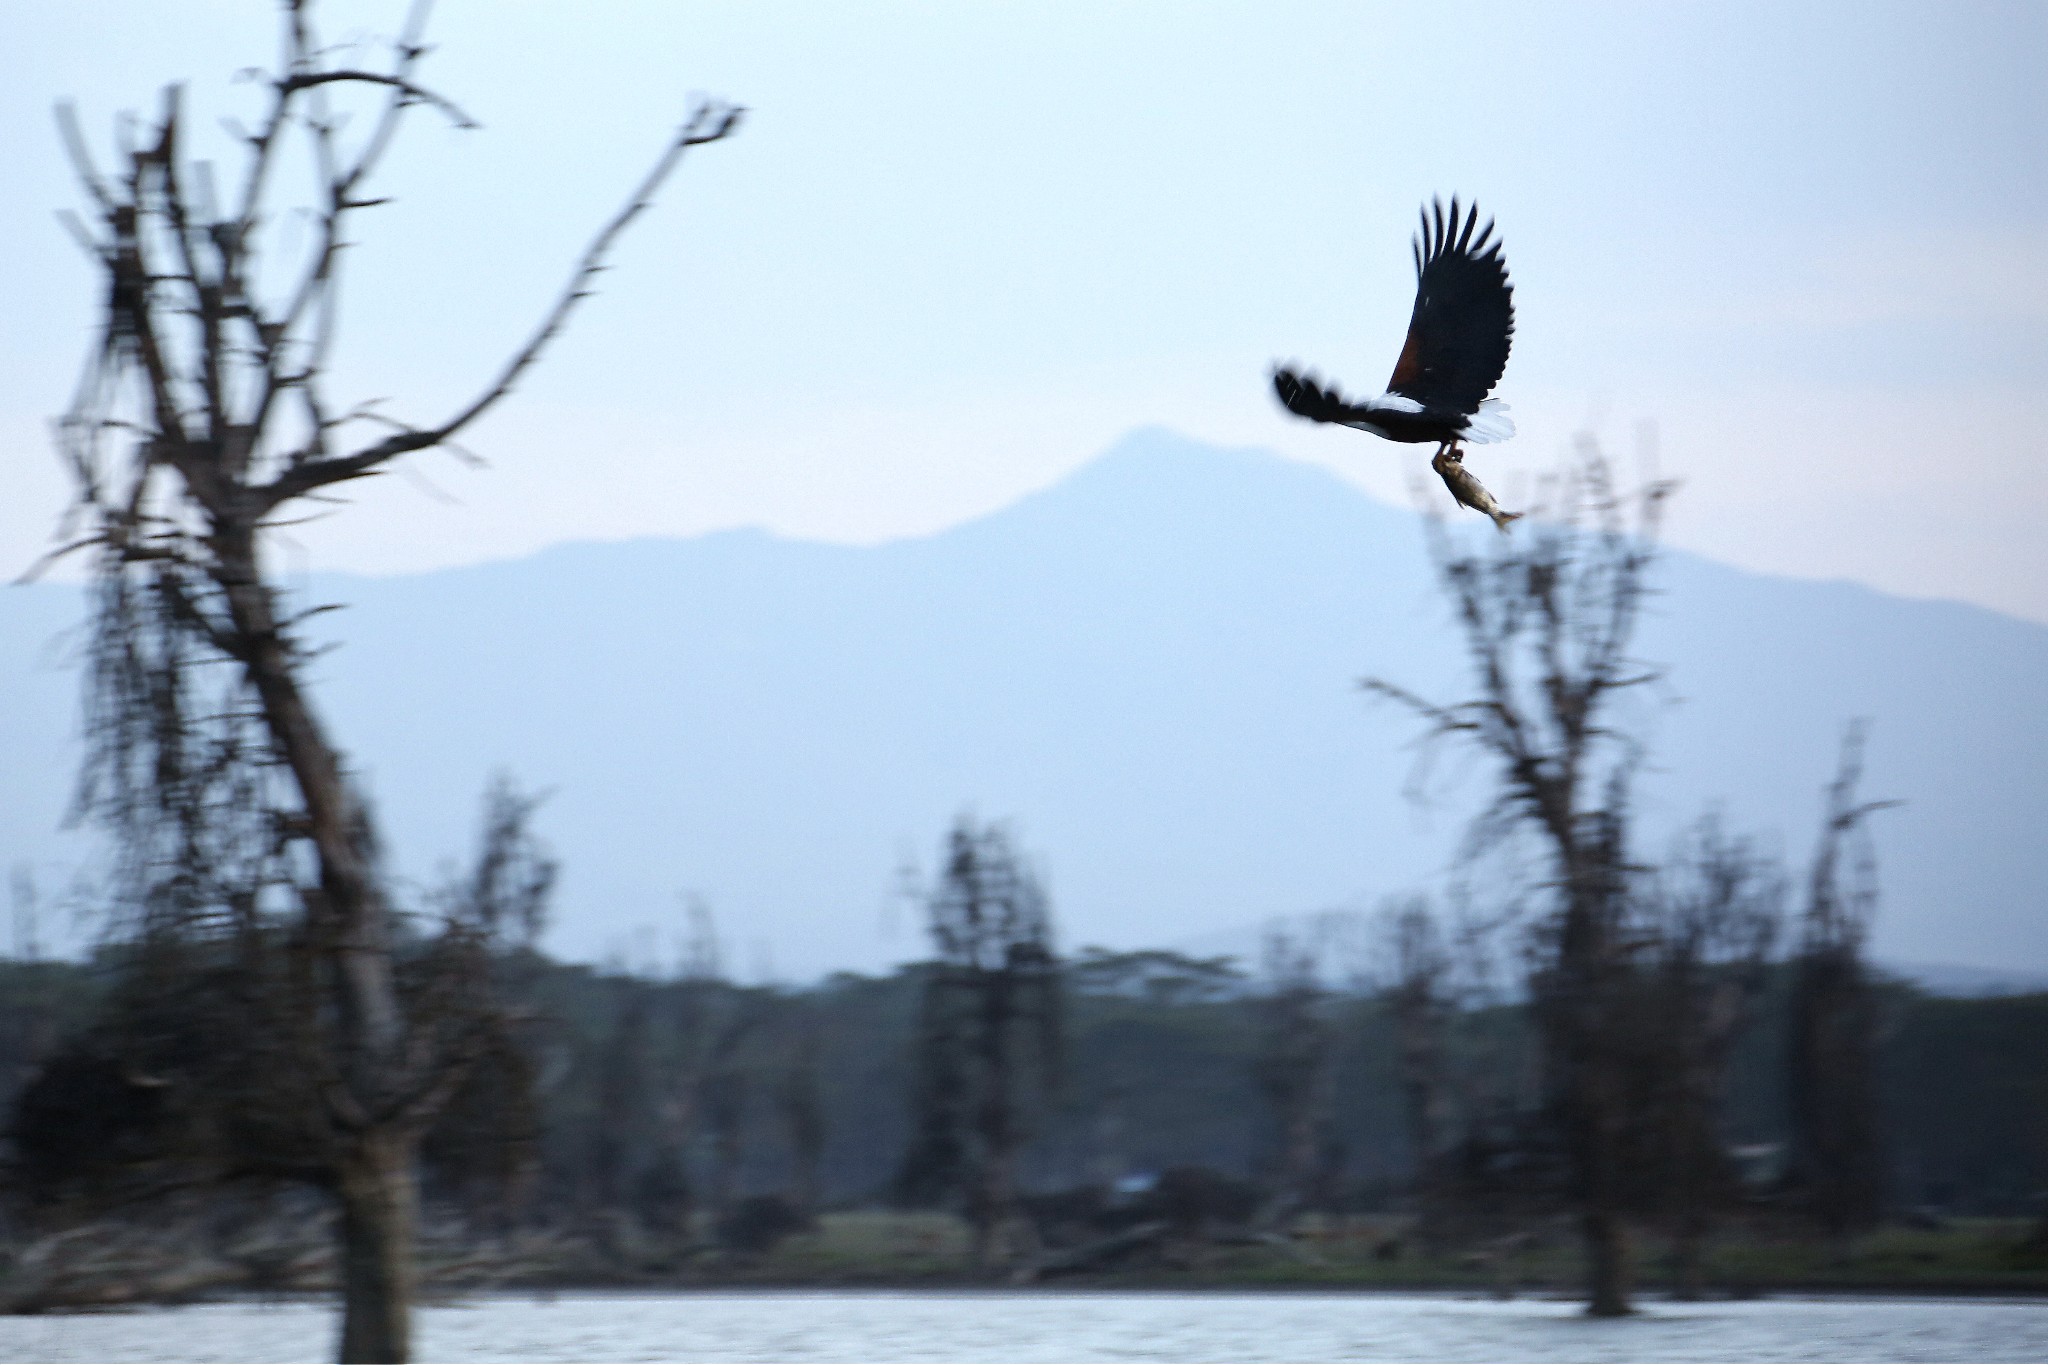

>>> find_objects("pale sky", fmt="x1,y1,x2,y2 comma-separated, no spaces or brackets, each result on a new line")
3,2,2045,621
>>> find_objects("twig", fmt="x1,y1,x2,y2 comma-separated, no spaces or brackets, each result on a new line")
54,101,116,212
256,99,741,511
277,69,476,131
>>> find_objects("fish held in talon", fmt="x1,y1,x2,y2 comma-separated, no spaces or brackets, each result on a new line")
1431,446,1522,534
1273,195,1522,528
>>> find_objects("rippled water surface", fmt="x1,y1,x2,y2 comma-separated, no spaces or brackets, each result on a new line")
3,1290,2046,1363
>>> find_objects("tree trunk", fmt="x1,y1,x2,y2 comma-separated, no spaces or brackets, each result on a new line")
1582,1209,1632,1317
218,535,417,1359
1670,1218,1706,1301
970,970,1019,1272
1575,1102,1635,1318
1558,873,1636,1319
337,1126,418,1363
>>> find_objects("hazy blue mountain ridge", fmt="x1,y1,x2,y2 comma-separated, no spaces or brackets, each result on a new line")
2,429,2041,978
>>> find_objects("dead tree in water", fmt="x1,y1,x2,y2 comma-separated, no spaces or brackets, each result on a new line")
1367,440,1671,1317
37,5,737,1356
896,817,1062,1270
1786,724,1896,1256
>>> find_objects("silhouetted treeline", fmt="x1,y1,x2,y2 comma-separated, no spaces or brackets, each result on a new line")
6,939,2044,1234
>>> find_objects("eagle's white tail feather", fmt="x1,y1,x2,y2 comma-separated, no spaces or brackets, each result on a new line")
1463,399,1514,444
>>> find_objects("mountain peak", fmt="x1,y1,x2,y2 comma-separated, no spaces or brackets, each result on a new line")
2,430,2042,979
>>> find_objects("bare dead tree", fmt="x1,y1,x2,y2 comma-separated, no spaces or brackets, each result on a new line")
1366,439,1672,1316
1252,920,1337,1227
37,4,738,1356
1786,722,1897,1257
412,781,557,1235
896,964,971,1209
445,779,558,962
1642,814,1782,1297
896,817,1062,1270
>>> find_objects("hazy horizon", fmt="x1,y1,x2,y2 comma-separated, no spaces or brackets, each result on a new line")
4,1,2045,625
6,429,2042,983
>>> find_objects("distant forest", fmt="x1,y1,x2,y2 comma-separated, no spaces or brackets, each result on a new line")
5,919,2044,1224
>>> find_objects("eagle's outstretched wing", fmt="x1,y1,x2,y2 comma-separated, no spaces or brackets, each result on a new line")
1385,198,1514,414
1272,368,1374,424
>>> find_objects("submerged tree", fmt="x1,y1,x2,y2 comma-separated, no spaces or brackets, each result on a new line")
896,817,1062,1269
37,4,738,1357
1367,440,1671,1316
1786,723,1896,1255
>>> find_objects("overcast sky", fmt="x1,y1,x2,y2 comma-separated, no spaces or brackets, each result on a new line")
3,1,2044,621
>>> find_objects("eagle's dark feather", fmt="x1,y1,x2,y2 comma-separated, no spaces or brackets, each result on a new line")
1271,369,1372,425
1386,197,1514,414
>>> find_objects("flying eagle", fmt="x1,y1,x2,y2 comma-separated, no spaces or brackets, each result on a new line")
1273,198,1521,530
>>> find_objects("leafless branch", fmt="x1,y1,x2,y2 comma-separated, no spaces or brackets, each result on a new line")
54,208,103,261
43,8,736,1346
254,99,741,513
14,535,105,586
54,101,116,212
276,69,476,131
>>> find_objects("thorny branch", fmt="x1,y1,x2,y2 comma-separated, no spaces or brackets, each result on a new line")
46,0,742,583
257,99,742,512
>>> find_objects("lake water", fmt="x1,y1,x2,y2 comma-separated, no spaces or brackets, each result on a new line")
2,1290,2045,1363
